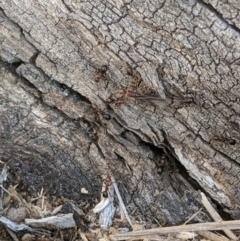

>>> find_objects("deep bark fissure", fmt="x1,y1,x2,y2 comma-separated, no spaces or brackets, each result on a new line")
197,0,240,34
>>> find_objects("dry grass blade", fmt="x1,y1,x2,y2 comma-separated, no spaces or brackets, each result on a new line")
115,235,182,241
183,208,202,225
110,220,240,241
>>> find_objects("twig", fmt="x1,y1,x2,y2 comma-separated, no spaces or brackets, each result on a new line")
78,230,89,241
182,206,230,241
119,235,181,241
0,185,10,195
175,232,197,240
184,208,202,225
130,207,137,216
0,166,10,195
6,227,19,241
198,231,231,241
110,220,240,240
201,192,238,240
50,205,62,215
25,213,76,230
8,185,39,218
153,217,161,227
0,166,8,183
165,208,201,241
111,175,133,227
0,216,32,232
31,188,44,202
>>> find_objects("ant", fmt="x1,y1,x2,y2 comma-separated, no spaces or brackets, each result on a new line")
94,65,108,82
211,136,236,145
102,174,112,198
92,103,111,120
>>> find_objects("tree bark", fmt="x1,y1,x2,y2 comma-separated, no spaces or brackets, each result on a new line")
0,0,240,225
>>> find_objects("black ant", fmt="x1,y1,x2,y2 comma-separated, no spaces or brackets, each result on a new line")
102,175,112,198
92,103,111,120
94,65,108,82
211,136,236,145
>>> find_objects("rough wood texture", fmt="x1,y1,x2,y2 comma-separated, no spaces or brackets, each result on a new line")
25,213,76,230
0,0,240,225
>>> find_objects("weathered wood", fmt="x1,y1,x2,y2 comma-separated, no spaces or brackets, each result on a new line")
0,0,240,226
25,213,76,230
0,216,32,232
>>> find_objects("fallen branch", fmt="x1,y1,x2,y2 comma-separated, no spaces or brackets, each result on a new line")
201,192,238,240
110,220,240,241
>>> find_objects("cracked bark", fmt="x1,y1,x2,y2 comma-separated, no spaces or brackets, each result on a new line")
1,0,240,226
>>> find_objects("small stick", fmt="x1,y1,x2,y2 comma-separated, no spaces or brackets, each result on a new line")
0,185,10,195
6,227,19,241
110,220,240,240
0,216,33,232
8,185,39,218
184,208,202,225
25,213,76,230
153,217,161,227
0,166,10,196
182,207,230,241
201,192,238,240
78,231,89,241
31,187,43,202
120,235,181,241
111,175,133,227
198,231,231,241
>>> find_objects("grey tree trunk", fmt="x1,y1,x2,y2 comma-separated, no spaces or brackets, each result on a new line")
1,0,240,225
